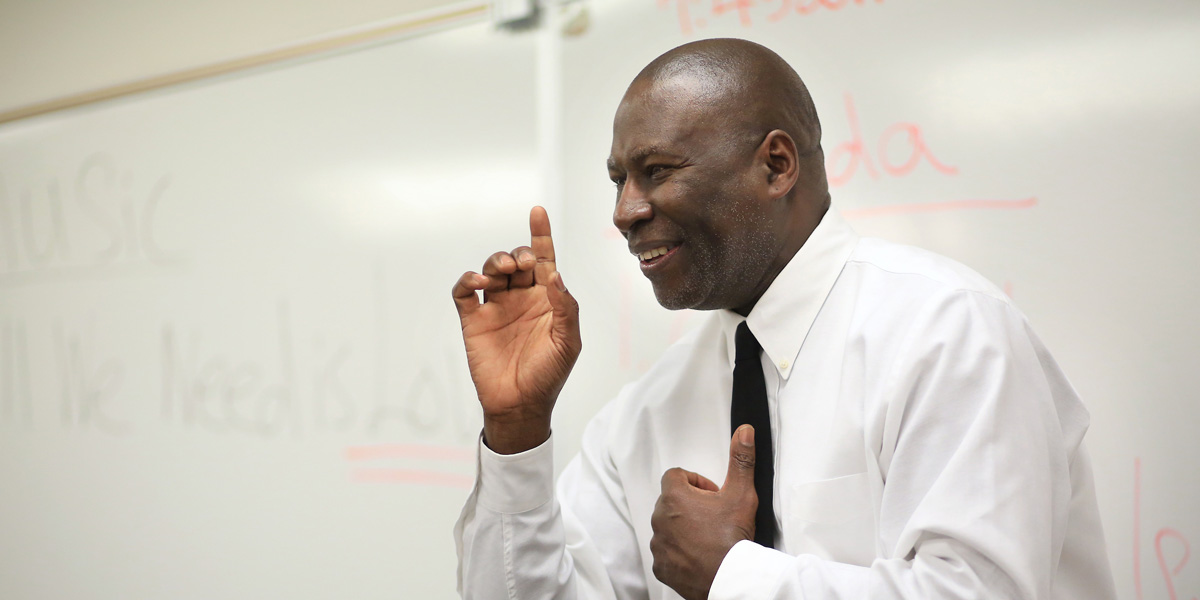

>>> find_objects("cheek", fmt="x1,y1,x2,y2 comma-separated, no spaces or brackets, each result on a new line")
709,210,776,274
662,176,763,258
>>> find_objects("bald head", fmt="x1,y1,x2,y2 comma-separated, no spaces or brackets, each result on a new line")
628,38,823,169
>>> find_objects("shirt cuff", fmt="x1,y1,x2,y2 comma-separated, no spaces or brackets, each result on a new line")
709,540,794,600
476,431,556,514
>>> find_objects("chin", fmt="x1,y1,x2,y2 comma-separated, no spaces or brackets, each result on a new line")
651,283,716,312
654,298,694,311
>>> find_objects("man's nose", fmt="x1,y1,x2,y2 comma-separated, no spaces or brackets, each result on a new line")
613,181,654,234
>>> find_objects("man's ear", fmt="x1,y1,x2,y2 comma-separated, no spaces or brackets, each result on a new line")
760,129,799,200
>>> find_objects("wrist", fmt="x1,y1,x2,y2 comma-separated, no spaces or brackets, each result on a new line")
482,415,551,455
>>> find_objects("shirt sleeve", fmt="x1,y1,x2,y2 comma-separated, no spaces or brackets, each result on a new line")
709,290,1113,600
455,400,645,600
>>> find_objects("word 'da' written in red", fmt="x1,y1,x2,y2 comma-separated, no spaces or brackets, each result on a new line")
826,93,958,187
659,0,884,35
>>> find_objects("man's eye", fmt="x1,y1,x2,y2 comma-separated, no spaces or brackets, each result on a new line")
648,165,668,178
611,176,626,188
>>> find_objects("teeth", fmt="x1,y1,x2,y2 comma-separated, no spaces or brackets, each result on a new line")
639,246,672,261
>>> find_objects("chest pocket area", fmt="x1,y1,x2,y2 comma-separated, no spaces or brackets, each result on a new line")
784,472,877,567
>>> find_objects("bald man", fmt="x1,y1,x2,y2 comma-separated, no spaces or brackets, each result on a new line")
452,39,1117,600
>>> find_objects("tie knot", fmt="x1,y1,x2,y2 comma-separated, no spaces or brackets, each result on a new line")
735,321,762,363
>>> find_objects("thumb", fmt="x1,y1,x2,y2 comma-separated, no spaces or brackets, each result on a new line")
723,425,757,494
546,271,581,343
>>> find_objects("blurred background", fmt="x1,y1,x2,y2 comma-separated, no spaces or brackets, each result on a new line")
1,0,1197,598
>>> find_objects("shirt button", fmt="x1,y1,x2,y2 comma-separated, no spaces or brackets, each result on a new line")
778,359,790,370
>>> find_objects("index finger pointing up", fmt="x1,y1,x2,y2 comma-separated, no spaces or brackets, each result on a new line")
530,206,557,285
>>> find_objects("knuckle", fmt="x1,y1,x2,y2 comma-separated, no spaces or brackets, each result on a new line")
486,251,510,267
733,451,756,470
453,273,477,297
660,467,682,487
651,501,665,527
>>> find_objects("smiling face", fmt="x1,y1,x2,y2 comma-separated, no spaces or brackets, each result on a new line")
608,76,784,314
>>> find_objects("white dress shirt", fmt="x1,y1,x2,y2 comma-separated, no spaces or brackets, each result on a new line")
454,209,1118,600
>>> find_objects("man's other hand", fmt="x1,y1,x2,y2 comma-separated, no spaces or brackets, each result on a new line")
451,206,581,455
650,425,760,599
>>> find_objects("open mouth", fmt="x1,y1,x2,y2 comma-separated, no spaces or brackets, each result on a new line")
638,243,680,267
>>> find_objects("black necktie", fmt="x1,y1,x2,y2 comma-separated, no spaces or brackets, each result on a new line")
731,321,776,548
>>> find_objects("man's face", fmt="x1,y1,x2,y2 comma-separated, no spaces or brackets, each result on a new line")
608,79,779,313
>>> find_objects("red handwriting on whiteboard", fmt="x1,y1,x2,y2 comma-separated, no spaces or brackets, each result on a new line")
826,93,958,187
839,198,1038,219
345,442,475,489
1134,458,1196,600
659,0,884,35
611,268,698,373
620,269,633,369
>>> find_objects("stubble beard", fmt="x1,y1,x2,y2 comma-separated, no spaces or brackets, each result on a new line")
650,225,776,312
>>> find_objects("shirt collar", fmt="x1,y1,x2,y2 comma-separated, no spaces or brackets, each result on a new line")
718,208,859,380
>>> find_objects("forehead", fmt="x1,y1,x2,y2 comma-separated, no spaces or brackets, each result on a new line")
608,77,723,167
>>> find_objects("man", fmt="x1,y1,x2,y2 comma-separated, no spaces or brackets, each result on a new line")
451,38,1117,600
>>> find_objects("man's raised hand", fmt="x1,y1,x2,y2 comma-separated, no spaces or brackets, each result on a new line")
451,206,581,455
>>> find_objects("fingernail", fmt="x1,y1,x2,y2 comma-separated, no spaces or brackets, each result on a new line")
554,272,566,292
739,425,754,447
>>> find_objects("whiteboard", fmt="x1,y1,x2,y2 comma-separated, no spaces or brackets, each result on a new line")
0,21,536,599
1,0,1198,598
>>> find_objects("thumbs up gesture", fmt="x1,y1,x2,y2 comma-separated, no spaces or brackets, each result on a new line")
650,425,760,600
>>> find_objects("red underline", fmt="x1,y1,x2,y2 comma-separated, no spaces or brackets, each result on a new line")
841,197,1038,219
350,468,474,489
344,443,475,462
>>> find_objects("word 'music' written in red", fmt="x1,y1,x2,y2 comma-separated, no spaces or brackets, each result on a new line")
659,0,884,34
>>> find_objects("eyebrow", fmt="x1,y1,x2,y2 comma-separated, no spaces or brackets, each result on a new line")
607,145,675,171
